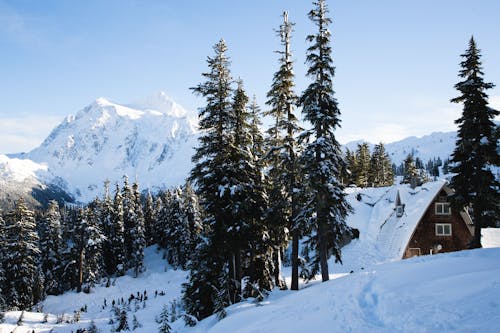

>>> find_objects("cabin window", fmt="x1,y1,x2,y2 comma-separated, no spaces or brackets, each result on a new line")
435,223,452,236
435,202,451,215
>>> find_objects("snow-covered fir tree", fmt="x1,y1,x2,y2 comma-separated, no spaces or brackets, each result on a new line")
112,183,127,276
369,143,394,187
143,190,156,246
39,200,64,295
157,304,172,333
230,80,273,299
0,210,6,310
298,0,353,282
83,202,105,291
265,11,303,290
2,198,43,309
449,37,500,246
130,181,146,277
355,143,371,187
402,154,418,185
101,180,117,277
184,39,238,319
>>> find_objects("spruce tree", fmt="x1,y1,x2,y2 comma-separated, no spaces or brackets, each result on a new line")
299,0,353,282
0,211,6,310
231,81,273,298
449,37,500,247
130,182,146,277
184,39,235,319
101,180,117,277
355,143,371,187
265,10,302,290
112,184,126,276
402,154,418,185
39,200,64,295
369,143,394,187
144,190,156,246
3,198,42,309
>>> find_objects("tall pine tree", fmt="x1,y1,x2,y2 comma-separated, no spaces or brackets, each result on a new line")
299,0,353,282
3,198,42,309
449,37,500,247
184,39,236,319
265,11,303,290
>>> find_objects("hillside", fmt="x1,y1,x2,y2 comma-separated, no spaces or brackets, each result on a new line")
2,247,499,333
1,181,499,332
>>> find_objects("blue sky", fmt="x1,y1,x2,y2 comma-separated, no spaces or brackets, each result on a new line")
0,0,499,154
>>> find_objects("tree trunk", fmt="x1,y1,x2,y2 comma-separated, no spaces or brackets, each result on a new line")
291,230,299,290
77,249,84,292
471,207,483,249
273,248,286,289
317,192,329,282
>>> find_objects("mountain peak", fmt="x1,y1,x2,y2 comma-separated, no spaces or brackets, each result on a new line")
129,91,191,118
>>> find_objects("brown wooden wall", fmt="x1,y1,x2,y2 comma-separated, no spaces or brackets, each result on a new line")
403,189,472,258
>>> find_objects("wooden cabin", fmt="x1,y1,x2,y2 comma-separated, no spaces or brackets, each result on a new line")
402,184,473,258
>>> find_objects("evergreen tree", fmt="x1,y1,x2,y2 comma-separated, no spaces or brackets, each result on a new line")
164,187,189,269
112,183,126,276
265,10,302,290
181,182,203,257
39,200,64,295
83,202,105,291
231,81,273,298
184,39,236,319
122,176,135,267
3,198,42,309
130,181,146,277
144,190,156,246
0,211,6,310
355,143,371,187
402,154,418,185
298,0,353,282
157,305,172,333
101,180,117,277
449,37,500,247
369,143,394,187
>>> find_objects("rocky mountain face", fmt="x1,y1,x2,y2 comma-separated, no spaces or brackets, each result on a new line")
23,92,198,202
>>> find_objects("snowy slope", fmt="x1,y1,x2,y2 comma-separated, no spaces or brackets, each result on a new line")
26,92,198,202
3,247,499,333
183,248,500,333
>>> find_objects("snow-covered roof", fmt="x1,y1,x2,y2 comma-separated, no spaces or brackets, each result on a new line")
333,180,448,272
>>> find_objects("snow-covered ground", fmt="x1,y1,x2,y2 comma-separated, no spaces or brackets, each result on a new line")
2,181,499,333
2,247,499,333
182,248,500,333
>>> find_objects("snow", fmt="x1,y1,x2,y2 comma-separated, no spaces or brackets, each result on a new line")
1,246,188,333
3,247,499,332
181,248,500,333
0,154,48,183
24,92,199,202
482,228,500,248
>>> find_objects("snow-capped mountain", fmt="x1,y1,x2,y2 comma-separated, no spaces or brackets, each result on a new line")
0,154,73,209
25,92,198,202
345,130,457,164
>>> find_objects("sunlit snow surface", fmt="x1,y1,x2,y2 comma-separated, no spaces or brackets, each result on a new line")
2,181,499,333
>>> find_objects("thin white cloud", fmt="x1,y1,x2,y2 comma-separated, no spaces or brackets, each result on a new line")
0,115,62,154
